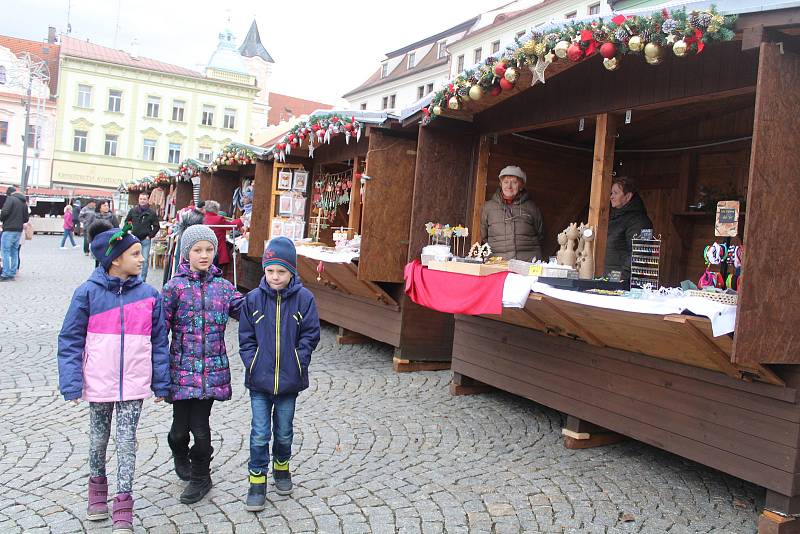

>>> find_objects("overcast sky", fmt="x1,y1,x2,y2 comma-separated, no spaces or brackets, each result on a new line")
2,0,502,106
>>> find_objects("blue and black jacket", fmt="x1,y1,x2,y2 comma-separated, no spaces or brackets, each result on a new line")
238,275,320,395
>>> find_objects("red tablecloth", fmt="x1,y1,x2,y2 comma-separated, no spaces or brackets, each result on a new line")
404,260,508,315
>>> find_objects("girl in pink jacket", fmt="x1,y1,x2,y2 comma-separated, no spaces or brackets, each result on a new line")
57,225,170,534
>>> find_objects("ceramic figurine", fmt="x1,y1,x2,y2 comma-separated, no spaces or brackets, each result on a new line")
556,231,568,265
578,226,595,279
563,223,580,268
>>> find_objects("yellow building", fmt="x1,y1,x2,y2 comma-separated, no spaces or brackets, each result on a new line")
52,34,258,191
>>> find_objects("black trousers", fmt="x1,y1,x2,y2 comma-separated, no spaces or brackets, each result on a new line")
168,399,215,460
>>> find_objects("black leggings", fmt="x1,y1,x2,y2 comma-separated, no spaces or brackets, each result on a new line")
168,399,215,459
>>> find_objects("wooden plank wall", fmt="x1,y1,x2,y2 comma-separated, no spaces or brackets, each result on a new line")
248,160,274,262
474,41,759,135
175,182,193,211
201,169,240,215
453,315,800,497
359,130,418,283
734,44,800,366
487,135,593,258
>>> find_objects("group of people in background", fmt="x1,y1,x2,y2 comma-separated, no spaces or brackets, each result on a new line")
57,210,319,532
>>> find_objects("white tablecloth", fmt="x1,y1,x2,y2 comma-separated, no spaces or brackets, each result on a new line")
296,245,360,264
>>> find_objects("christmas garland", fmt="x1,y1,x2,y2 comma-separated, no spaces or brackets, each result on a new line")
424,6,736,123
209,144,257,172
270,113,363,162
125,175,156,193
176,159,207,182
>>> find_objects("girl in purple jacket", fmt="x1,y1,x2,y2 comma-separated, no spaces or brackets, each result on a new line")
58,224,170,534
161,224,242,504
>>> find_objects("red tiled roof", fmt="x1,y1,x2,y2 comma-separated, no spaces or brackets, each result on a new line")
60,35,204,79
267,92,333,126
0,35,60,96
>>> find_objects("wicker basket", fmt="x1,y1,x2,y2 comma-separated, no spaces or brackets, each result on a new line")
686,289,738,305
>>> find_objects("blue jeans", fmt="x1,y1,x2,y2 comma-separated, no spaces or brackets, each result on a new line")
60,230,76,247
1,230,21,278
139,239,151,281
248,391,297,473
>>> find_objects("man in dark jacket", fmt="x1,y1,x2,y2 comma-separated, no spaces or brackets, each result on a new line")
125,192,160,281
1,186,29,281
605,176,653,281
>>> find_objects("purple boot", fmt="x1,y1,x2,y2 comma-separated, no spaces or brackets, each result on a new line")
86,476,109,521
112,493,134,533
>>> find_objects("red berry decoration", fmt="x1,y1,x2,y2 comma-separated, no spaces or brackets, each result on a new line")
600,42,617,59
567,43,584,62
494,63,507,77
499,78,514,91
490,84,502,96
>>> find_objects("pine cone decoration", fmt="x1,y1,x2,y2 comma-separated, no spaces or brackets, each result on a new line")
615,27,628,41
662,19,678,35
696,12,712,29
484,56,497,66
457,86,470,98
688,12,700,28
639,29,652,43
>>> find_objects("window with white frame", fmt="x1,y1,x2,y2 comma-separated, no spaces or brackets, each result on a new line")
492,41,501,54
389,94,396,108
0,66,5,85
77,85,92,108
473,47,482,64
565,11,577,18
588,2,600,14
142,139,156,161
380,63,388,78
104,134,118,156
146,96,160,118
27,124,41,149
417,86,425,99
108,90,121,112
223,108,236,129
172,100,185,122
426,83,434,94
438,41,447,59
73,130,87,152
360,103,367,110
201,105,214,126
198,148,212,163
408,52,416,69
0,121,7,144
456,55,464,72
168,142,181,164
381,96,388,110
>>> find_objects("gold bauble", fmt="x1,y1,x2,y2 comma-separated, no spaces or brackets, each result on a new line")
468,84,483,101
432,105,442,116
554,40,570,59
448,96,460,110
645,55,662,65
672,39,688,57
644,42,661,59
504,67,519,83
522,40,538,56
534,43,546,57
628,36,644,52
602,57,621,71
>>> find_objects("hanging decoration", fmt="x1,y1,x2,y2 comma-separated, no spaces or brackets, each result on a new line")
270,113,363,162
311,170,353,222
209,144,255,172
422,6,735,124
176,159,207,183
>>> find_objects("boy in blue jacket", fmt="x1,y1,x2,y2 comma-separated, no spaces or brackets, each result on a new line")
239,237,320,511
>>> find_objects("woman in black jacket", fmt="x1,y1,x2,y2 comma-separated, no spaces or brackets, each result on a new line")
605,176,653,281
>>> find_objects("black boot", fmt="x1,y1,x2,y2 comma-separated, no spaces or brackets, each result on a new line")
167,433,191,482
180,447,213,504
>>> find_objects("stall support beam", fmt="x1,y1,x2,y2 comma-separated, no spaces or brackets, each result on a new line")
759,511,800,534
588,113,617,277
449,372,494,396
393,353,450,373
337,328,369,345
562,415,626,449
469,135,491,241
347,155,362,239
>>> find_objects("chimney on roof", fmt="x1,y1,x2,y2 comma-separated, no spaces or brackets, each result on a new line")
130,38,139,59
47,26,57,44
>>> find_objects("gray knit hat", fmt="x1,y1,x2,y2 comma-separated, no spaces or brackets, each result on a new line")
180,224,218,260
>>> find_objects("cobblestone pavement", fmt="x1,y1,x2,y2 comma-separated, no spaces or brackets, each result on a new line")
0,236,763,533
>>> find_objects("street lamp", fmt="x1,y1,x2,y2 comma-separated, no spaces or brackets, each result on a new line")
10,52,50,194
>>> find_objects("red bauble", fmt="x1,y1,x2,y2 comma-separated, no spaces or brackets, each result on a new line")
494,63,507,77
344,123,353,131
331,116,339,123
312,124,320,132
600,42,617,59
490,85,502,96
567,43,584,62
499,78,514,91
288,134,295,142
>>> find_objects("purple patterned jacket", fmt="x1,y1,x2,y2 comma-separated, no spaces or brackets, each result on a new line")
162,262,243,401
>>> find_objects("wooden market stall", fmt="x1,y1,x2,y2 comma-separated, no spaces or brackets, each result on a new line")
241,111,456,370
403,6,800,531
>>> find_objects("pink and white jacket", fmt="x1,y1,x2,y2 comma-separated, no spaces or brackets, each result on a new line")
58,267,170,402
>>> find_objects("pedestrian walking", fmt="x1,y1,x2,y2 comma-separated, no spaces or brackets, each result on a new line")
239,237,320,511
125,193,160,282
79,201,97,255
57,223,170,533
0,186,30,281
60,205,78,249
161,225,242,504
